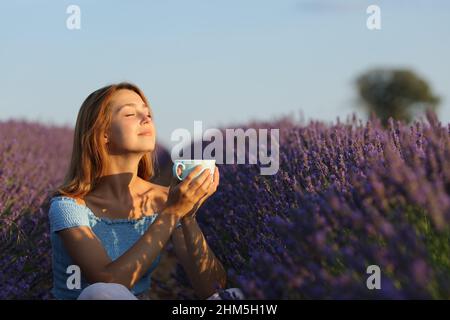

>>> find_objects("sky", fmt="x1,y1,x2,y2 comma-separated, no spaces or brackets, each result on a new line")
1,0,449,148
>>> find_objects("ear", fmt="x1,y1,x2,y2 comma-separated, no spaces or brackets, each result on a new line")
104,133,109,144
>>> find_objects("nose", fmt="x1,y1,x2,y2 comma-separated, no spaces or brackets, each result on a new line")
140,115,154,132
141,112,152,125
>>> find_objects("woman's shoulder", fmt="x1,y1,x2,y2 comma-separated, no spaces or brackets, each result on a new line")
50,194,78,204
48,195,90,233
50,194,85,206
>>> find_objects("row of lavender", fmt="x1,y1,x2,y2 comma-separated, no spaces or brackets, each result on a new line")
188,112,450,299
1,112,449,299
0,120,74,299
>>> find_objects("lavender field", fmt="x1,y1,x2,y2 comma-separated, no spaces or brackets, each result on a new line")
1,112,449,299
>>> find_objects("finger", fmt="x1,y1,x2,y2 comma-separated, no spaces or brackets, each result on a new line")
210,173,218,192
189,168,211,190
196,192,209,205
182,165,204,185
213,166,219,186
207,166,217,188
194,172,214,199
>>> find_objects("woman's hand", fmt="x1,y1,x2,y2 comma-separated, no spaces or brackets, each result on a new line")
164,165,215,220
182,166,220,220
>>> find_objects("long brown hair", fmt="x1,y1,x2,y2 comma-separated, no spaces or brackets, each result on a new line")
51,82,158,199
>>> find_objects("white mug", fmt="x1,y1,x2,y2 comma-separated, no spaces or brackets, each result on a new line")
172,159,216,181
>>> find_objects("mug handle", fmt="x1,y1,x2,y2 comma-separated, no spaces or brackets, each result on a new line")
173,162,185,181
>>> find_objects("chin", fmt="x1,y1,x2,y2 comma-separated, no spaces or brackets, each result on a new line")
142,144,155,152
146,143,156,152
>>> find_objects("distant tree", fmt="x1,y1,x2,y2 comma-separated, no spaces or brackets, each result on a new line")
356,68,440,125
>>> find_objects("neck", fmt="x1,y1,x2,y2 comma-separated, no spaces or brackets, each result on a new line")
91,154,144,201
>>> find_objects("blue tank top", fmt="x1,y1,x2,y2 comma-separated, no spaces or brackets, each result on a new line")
47,195,181,299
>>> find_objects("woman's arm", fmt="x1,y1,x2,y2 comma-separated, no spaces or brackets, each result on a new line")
170,165,226,299
58,166,212,290
58,206,180,289
171,216,227,299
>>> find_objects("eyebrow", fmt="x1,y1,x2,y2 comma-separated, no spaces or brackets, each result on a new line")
117,103,150,113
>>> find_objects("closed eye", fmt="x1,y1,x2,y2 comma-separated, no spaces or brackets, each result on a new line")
126,114,152,118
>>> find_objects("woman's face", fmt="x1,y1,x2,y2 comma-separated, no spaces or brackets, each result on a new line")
105,89,156,154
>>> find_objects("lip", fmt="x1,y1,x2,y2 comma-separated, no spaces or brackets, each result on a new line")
138,131,152,136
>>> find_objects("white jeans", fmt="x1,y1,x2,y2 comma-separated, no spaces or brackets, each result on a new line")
77,282,245,300
77,282,138,300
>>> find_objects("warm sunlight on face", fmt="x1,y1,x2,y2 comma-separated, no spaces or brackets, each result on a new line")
105,89,156,154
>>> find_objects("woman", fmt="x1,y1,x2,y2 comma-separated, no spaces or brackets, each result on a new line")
48,82,244,300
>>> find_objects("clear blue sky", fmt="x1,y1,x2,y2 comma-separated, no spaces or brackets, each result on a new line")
1,0,449,147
